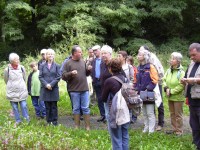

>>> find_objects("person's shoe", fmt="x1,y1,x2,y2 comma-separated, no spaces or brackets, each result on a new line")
97,116,105,122
175,131,183,136
155,126,162,131
165,130,175,134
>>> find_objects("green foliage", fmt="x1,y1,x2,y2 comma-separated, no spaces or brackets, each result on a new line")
3,1,35,41
126,38,155,55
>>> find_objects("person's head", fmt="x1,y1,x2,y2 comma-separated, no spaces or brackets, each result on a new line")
88,48,94,58
9,53,20,66
127,56,134,66
138,45,150,52
72,45,82,60
108,58,122,74
46,48,55,62
117,51,128,63
92,45,101,58
189,43,200,63
170,52,182,68
30,61,38,72
101,45,112,63
40,49,47,60
137,49,151,64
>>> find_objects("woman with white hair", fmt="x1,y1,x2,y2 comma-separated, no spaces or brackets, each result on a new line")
135,49,158,133
39,48,61,126
163,52,185,135
4,53,29,125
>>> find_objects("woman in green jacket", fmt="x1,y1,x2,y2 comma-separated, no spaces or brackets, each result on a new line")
163,52,185,135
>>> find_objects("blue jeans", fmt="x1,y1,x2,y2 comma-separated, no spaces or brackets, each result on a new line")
10,100,29,123
189,106,200,149
70,91,90,115
109,122,130,150
31,96,46,117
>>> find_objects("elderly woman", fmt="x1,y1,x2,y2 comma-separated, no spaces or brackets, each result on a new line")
39,48,61,126
135,48,158,133
163,52,185,135
4,53,29,125
102,58,130,150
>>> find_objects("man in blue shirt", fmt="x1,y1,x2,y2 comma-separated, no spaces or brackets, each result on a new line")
91,45,106,122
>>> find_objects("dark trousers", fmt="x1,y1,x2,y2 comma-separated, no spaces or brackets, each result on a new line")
93,81,105,117
44,101,58,125
157,84,165,127
189,106,200,149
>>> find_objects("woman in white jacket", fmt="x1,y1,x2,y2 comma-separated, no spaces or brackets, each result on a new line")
4,53,29,125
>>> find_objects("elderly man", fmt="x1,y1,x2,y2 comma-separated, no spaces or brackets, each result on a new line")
90,45,106,122
181,43,200,150
62,45,91,130
100,45,113,121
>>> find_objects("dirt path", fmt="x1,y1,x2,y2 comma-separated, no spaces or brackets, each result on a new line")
58,115,191,133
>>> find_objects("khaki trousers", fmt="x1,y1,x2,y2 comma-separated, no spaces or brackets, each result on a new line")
168,101,183,134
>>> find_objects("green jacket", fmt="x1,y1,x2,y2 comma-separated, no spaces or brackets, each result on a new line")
163,65,185,101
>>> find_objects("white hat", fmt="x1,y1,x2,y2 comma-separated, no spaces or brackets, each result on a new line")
92,45,101,50
101,45,112,54
40,49,47,54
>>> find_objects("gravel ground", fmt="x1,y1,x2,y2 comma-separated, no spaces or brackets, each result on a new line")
58,115,192,134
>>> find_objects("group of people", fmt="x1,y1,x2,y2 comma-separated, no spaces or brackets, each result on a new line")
3,43,200,150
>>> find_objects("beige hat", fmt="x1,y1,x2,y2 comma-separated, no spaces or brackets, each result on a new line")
40,49,47,54
101,45,112,54
92,45,101,50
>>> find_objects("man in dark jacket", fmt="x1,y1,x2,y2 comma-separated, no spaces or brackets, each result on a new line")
90,45,105,122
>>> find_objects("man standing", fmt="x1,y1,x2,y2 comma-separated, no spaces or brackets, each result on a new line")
62,45,91,130
90,45,105,122
181,43,200,150
100,45,113,120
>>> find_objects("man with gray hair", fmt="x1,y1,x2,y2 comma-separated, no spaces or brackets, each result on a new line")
100,45,113,121
181,43,200,150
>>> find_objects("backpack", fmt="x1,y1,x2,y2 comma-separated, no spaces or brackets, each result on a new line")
111,76,143,116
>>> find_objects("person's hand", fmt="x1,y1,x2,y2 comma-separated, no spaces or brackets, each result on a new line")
184,78,196,85
46,84,52,90
166,88,170,97
71,70,78,75
180,78,187,85
87,65,92,70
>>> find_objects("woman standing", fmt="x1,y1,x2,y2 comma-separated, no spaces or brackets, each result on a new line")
135,48,158,133
4,53,29,125
163,52,185,135
102,58,130,150
39,48,61,126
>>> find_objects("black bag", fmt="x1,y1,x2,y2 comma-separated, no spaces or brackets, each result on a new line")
140,90,155,101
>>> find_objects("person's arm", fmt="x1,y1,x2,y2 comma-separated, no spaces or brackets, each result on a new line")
39,64,48,87
170,71,185,95
49,64,61,87
147,64,158,91
62,61,75,81
4,67,8,84
102,79,112,102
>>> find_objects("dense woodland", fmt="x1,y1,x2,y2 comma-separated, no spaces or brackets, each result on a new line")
0,0,200,61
